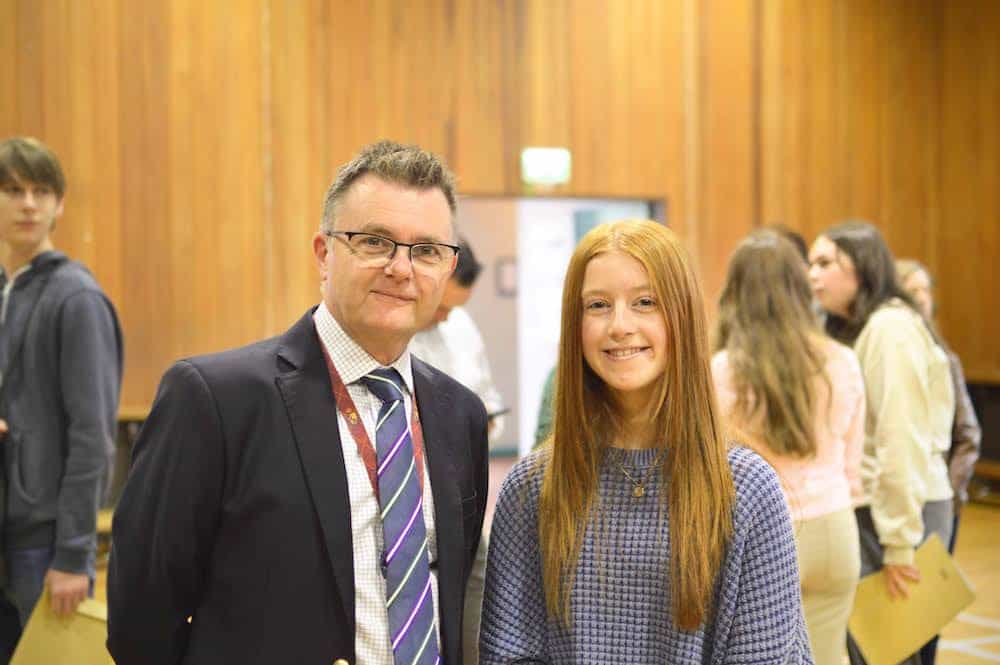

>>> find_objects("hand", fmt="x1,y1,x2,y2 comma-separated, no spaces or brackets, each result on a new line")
45,569,89,617
0,419,7,438
883,563,920,600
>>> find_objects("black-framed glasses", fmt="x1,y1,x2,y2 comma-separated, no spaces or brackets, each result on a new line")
324,231,460,271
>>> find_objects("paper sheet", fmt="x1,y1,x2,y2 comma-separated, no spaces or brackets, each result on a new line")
848,534,975,665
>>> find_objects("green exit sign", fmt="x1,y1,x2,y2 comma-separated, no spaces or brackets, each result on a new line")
521,147,572,186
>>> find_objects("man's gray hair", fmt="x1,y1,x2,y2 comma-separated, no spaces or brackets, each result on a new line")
320,140,457,234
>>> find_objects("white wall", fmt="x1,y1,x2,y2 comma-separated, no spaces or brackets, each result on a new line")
456,197,652,456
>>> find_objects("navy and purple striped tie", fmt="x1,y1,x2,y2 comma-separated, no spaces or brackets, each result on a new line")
362,368,440,665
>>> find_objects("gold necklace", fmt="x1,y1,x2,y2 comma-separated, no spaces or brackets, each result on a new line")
612,449,666,498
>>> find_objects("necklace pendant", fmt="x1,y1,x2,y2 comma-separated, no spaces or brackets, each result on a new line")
632,485,646,498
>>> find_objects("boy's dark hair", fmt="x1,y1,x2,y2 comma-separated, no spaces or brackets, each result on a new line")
0,137,67,199
452,235,483,287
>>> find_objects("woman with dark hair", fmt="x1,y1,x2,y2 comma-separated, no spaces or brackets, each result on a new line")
480,220,811,664
713,230,864,665
808,222,955,665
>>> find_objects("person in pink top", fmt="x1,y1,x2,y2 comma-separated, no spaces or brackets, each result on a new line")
712,230,865,665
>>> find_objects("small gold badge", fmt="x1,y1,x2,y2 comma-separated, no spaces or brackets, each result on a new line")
347,411,359,425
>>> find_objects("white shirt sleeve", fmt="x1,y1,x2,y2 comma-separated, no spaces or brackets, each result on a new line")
410,307,506,442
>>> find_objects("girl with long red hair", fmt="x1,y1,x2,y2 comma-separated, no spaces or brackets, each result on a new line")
479,220,812,664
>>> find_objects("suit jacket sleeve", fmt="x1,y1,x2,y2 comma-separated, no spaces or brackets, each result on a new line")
107,360,226,665
468,387,490,568
854,310,930,566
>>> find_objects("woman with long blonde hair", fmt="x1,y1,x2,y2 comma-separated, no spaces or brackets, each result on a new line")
712,230,864,665
479,220,812,664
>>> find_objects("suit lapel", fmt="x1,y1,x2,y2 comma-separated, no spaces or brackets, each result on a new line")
275,311,356,639
413,359,465,663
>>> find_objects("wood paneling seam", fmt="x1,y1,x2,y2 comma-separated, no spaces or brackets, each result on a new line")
260,0,275,334
682,0,701,262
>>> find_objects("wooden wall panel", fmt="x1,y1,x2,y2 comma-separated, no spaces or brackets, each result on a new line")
449,0,520,194
939,1,1000,382
166,0,266,361
75,0,123,300
758,0,998,380
1,0,270,410
117,0,175,410
113,0,269,409
1,0,997,412
266,0,522,333
0,2,15,134
560,1,683,200
9,4,44,136
266,0,325,333
566,1,627,195
838,0,883,227
0,1,130,398
519,0,571,175
694,0,757,310
878,3,940,264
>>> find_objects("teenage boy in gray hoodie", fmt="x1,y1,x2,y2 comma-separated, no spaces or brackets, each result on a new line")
0,137,122,661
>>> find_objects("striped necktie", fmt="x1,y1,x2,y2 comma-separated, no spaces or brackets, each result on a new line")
361,368,440,665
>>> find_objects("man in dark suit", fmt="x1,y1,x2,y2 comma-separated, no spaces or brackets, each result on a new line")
107,141,489,665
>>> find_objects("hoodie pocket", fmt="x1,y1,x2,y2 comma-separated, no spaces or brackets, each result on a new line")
7,429,43,506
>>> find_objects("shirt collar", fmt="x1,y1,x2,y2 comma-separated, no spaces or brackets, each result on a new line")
312,301,414,395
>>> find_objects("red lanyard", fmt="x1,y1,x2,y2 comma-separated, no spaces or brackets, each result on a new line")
320,344,426,499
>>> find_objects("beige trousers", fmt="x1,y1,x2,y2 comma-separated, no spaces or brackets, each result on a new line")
794,507,861,665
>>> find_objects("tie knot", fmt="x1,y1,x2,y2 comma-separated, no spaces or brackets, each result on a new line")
361,367,406,404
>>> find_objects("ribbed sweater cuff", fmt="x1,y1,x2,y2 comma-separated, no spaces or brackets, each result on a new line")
51,546,91,575
882,545,915,567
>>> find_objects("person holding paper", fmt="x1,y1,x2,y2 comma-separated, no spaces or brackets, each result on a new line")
0,138,123,663
809,222,955,665
712,230,865,665
108,141,489,665
480,220,812,664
